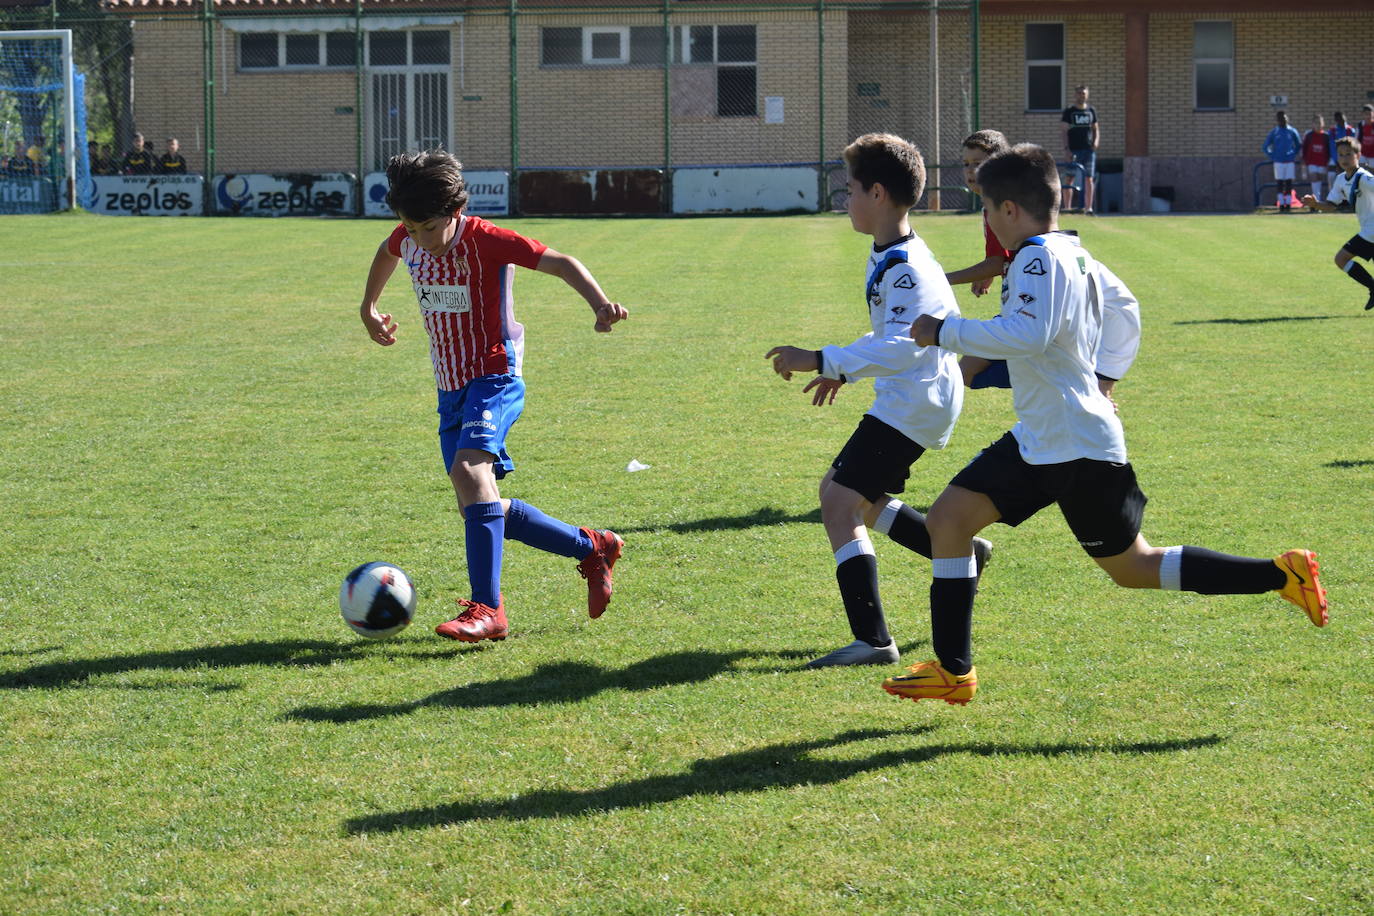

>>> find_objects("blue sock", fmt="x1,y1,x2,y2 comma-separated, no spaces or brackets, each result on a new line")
464,501,505,607
504,498,593,559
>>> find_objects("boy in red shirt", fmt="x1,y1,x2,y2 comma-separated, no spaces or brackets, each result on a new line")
1301,114,1331,202
358,150,629,642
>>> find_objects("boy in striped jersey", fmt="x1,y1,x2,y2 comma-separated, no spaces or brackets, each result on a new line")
358,150,629,643
889,143,1327,706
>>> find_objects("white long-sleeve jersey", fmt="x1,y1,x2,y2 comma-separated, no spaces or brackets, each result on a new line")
819,231,963,451
939,231,1127,465
1095,262,1141,381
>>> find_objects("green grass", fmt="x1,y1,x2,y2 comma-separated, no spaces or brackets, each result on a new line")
1,210,1371,915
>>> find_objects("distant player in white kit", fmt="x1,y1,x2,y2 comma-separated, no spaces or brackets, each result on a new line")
357,149,629,642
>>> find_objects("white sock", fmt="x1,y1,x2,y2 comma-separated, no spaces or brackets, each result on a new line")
932,555,977,579
835,537,875,566
872,499,902,536
1159,545,1183,591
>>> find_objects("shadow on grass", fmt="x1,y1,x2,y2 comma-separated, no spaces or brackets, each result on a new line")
286,647,820,723
0,645,63,658
0,639,464,689
615,505,823,535
344,729,1224,833
1172,315,1344,326
1324,459,1374,469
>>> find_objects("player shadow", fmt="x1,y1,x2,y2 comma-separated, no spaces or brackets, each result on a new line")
615,505,822,535
0,638,463,689
285,647,817,724
344,729,1224,833
1172,315,1344,326
1324,459,1374,469
0,645,63,658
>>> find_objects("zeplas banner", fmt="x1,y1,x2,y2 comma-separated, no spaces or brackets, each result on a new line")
87,175,204,216
213,173,356,216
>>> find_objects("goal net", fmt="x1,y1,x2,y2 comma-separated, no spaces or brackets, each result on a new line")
0,29,86,213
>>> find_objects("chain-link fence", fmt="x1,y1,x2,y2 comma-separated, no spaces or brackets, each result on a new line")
0,0,981,216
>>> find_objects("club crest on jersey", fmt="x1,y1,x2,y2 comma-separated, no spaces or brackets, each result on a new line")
892,274,915,289
413,283,472,314
1022,258,1046,276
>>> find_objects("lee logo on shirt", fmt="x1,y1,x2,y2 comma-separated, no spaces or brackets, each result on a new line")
414,283,472,313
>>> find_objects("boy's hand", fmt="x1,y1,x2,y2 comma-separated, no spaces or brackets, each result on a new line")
593,301,629,333
803,376,843,406
970,277,993,297
362,309,397,346
764,346,820,381
910,314,942,348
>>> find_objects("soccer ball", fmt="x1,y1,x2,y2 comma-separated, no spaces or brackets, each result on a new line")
339,562,416,639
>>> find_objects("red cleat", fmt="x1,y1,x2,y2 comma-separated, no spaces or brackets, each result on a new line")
577,528,623,619
435,597,508,642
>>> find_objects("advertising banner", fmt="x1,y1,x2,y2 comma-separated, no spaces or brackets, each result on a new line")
363,170,509,218
0,177,58,214
212,172,355,216
86,174,204,216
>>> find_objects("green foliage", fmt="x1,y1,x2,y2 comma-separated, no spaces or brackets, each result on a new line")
0,212,1370,914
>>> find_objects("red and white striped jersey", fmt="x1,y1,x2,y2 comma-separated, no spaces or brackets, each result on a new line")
387,216,547,391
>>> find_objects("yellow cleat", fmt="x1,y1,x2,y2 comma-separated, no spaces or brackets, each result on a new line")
882,659,977,706
1275,549,1328,627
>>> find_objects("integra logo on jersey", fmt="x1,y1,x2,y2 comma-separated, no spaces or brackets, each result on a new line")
414,283,472,313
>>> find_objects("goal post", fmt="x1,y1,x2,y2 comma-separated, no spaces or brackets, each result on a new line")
0,29,80,212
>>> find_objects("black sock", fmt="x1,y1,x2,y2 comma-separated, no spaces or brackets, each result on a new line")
930,577,976,675
837,554,890,647
1179,546,1285,594
881,503,932,558
1346,261,1374,292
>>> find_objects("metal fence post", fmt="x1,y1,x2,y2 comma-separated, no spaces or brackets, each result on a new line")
661,0,670,214
354,0,363,215
508,0,518,215
202,0,215,214
817,0,825,213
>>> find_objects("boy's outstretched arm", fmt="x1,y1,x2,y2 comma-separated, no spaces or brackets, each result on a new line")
945,255,1006,294
1301,194,1336,212
360,239,401,346
536,248,629,332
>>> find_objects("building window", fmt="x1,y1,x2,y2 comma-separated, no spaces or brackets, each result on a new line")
584,27,629,65
676,24,757,117
1024,23,1064,112
238,30,447,71
1193,21,1233,111
541,25,672,67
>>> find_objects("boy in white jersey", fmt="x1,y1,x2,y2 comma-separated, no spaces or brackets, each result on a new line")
886,143,1328,705
765,133,986,668
1301,137,1374,311
358,150,629,643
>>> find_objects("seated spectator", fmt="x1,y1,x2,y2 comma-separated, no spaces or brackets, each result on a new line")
7,141,36,177
158,137,187,174
120,133,156,175
26,134,47,175
100,143,117,175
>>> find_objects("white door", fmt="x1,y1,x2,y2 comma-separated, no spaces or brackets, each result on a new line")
368,31,451,171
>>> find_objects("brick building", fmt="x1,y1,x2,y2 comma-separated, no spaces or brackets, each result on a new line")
104,0,1374,212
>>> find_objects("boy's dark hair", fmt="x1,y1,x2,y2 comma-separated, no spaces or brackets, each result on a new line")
843,133,925,208
1335,136,1360,156
975,143,1060,223
386,149,469,221
962,129,1010,156
1334,111,1346,122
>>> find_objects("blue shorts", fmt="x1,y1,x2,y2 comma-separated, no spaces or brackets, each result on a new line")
437,374,525,478
1070,148,1096,180
969,359,1011,390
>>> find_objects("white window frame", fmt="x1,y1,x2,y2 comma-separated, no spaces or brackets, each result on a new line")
239,32,356,71
1024,22,1064,113
1193,20,1234,112
583,27,629,65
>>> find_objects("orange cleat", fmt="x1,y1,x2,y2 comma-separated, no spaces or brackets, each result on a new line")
435,597,508,642
577,528,623,619
1274,549,1328,627
882,659,978,706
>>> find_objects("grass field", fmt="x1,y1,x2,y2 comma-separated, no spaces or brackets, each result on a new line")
1,210,1371,915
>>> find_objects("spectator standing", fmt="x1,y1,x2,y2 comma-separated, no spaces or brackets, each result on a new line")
1263,110,1302,211
158,138,187,174
1357,104,1374,168
120,133,156,175
1301,114,1331,202
1329,112,1356,190
7,141,35,177
1060,85,1099,214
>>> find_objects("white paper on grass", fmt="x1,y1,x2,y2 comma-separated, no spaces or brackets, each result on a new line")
626,459,652,472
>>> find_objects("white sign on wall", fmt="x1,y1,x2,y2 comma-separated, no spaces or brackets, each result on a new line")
672,166,818,214
212,172,355,216
86,174,203,216
363,170,509,218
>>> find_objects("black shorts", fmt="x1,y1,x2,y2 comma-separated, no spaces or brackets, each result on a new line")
949,431,1147,558
1342,234,1374,260
831,414,926,504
